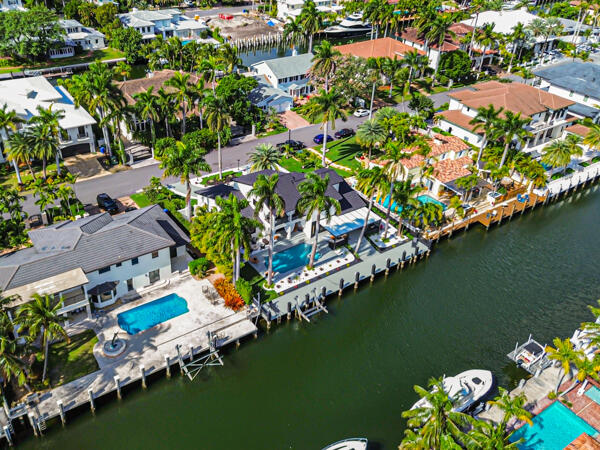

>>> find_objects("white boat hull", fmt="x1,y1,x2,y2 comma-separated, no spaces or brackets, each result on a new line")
322,438,368,450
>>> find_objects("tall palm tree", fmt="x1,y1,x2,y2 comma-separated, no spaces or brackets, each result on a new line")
204,94,231,179
299,0,323,53
527,17,547,58
356,119,386,161
0,310,27,390
487,387,532,427
0,104,24,184
133,87,160,157
27,123,60,181
426,13,457,81
157,87,176,138
402,50,428,87
196,55,225,94
497,111,531,168
393,178,422,237
542,17,563,62
113,61,132,81
31,105,65,178
354,166,388,253
541,136,583,175
165,71,192,135
411,201,444,232
475,23,497,72
546,337,584,393
249,174,285,286
296,173,341,268
382,56,404,99
467,420,521,448
583,124,600,151
6,133,36,181
160,140,210,219
311,40,341,93
509,22,528,70
15,293,69,383
381,142,410,239
467,0,490,58
218,43,242,74
303,88,347,166
283,15,304,52
249,144,281,172
470,105,503,167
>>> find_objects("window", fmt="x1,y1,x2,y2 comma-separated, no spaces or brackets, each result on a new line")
448,127,453,133
584,95,589,102
170,247,177,258
98,266,110,274
116,262,122,268
148,269,160,284
126,279,133,291
569,90,574,97
77,126,87,138
151,251,159,259
131,257,139,265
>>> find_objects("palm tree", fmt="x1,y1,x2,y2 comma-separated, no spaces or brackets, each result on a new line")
583,124,600,151
0,104,24,184
113,61,132,81
248,174,285,286
402,377,474,448
299,0,323,53
6,133,36,181
455,173,479,201
426,13,457,81
204,94,231,179
249,144,281,172
541,136,583,175
157,87,176,138
133,87,160,157
218,43,241,74
411,201,444,231
165,71,193,135
391,178,421,237
0,310,27,390
56,183,76,217
283,16,304,52
402,50,428,87
15,293,69,383
27,123,60,181
30,105,65,178
546,337,584,393
32,178,57,217
311,40,341,92
356,119,386,161
475,23,497,72
196,55,224,94
497,111,531,168
467,0,490,58
542,17,563,62
303,88,347,166
381,143,410,239
296,173,341,268
467,420,521,448
470,105,504,167
160,140,210,219
382,56,404,99
354,166,387,253
487,387,532,427
527,17,547,59
509,22,528,70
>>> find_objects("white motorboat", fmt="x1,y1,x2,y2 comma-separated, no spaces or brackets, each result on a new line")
322,437,368,450
411,370,493,413
322,13,371,37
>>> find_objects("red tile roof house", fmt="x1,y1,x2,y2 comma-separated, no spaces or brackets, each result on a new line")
334,37,425,60
370,133,473,198
436,81,575,152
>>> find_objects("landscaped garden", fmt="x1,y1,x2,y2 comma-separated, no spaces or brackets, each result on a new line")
322,136,363,173
0,48,124,74
45,330,99,388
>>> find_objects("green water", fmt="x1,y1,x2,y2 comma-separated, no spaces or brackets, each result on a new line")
21,187,600,449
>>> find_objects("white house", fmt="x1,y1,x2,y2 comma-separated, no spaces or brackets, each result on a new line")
250,53,314,98
534,62,600,109
0,76,97,163
49,19,106,59
0,205,190,329
0,0,25,12
247,76,293,112
118,8,208,42
276,0,336,20
436,81,575,152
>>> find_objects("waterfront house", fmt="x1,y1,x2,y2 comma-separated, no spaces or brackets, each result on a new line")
247,76,294,113
48,19,106,59
436,81,575,151
250,53,314,98
276,0,337,20
0,76,96,162
0,205,190,331
334,37,425,60
118,8,208,42
0,0,25,11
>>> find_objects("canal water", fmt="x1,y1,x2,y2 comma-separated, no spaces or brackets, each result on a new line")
22,187,600,449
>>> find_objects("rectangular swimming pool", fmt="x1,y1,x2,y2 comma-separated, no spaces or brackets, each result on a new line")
374,194,446,213
117,293,189,335
585,386,600,404
509,401,599,449
268,243,320,274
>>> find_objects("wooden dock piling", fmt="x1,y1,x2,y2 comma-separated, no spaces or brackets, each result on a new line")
115,376,121,399
140,366,147,389
165,356,171,378
57,400,66,426
88,389,95,413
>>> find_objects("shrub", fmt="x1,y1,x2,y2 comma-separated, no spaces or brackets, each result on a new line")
235,278,253,305
189,257,210,277
213,278,245,311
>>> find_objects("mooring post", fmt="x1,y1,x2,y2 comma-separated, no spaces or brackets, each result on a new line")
88,389,95,413
57,400,66,426
114,376,121,399
3,425,12,446
370,264,376,282
338,278,344,297
266,311,272,330
354,271,360,290
427,250,431,258
321,286,326,300
165,355,171,378
140,365,147,389
385,258,391,276
253,330,258,339
28,413,38,437
287,302,292,320
189,344,194,361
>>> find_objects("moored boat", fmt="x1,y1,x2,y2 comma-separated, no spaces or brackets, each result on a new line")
322,13,371,37
322,437,368,450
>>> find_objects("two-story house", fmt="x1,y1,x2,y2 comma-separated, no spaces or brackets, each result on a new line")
48,19,106,59
534,62,600,111
118,8,208,43
0,76,96,163
277,0,334,20
0,205,190,331
250,53,314,98
436,81,575,152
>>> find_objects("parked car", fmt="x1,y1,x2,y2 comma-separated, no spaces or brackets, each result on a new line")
97,193,119,215
334,128,355,139
276,140,304,151
353,109,369,117
313,134,333,144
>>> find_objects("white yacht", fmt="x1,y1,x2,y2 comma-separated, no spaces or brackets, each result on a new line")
411,370,493,413
323,13,371,37
322,438,368,450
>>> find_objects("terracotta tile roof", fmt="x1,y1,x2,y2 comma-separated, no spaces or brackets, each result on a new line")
400,23,471,52
432,155,473,183
436,109,483,134
566,124,591,138
566,433,600,450
115,70,201,106
334,37,425,59
448,81,575,117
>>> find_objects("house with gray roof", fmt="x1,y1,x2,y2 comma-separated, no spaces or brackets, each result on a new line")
247,75,293,113
0,205,190,327
118,8,208,42
48,19,106,59
250,53,314,98
534,62,600,111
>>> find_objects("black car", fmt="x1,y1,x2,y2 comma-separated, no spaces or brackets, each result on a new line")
276,140,304,151
334,128,355,139
97,193,119,215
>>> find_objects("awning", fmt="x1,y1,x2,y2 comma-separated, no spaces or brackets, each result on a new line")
321,207,378,238
87,281,118,296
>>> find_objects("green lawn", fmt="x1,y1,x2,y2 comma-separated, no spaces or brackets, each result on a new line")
46,330,99,388
130,192,152,208
200,170,242,185
240,263,278,302
0,48,124,74
279,157,311,173
322,136,363,172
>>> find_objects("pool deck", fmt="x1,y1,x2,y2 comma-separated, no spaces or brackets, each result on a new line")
17,275,257,430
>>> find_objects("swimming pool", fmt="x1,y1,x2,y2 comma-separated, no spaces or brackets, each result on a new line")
375,194,447,214
117,294,189,335
269,243,320,273
586,386,600,404
509,401,599,449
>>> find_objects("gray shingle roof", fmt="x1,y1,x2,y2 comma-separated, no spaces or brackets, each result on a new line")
568,102,600,120
252,53,314,79
534,62,600,100
0,205,189,291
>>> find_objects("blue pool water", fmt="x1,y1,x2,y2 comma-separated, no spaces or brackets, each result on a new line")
586,386,600,404
375,194,447,214
510,401,599,449
269,243,320,273
117,294,189,335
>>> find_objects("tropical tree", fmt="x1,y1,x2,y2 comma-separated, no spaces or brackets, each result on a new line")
56,183,76,217
15,293,69,383
165,71,193,135
133,86,160,156
402,49,429,86
356,119,386,161
113,60,132,81
248,174,285,286
541,136,583,174
382,56,404,99
381,142,410,239
455,173,479,201
283,15,304,52
30,105,65,178
296,173,341,268
311,40,341,92
218,43,242,74
496,111,531,168
467,420,521,448
160,140,210,219
354,166,388,253
299,0,324,53
410,201,444,231
487,387,532,427
0,104,24,183
27,123,61,181
249,144,281,172
204,94,231,179
509,22,528,70
475,23,497,72
546,337,584,393
6,133,36,181
197,55,225,94
157,87,177,138
391,178,421,237
470,105,503,167
303,88,347,166
583,124,600,151
426,13,457,81
0,309,27,390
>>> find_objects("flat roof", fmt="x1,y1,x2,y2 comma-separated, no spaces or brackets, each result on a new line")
534,62,600,101
3,268,88,307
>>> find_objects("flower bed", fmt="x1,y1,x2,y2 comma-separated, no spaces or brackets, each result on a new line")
213,278,245,311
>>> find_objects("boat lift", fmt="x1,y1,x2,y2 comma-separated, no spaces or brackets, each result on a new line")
507,334,552,376
176,331,224,381
297,288,329,323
